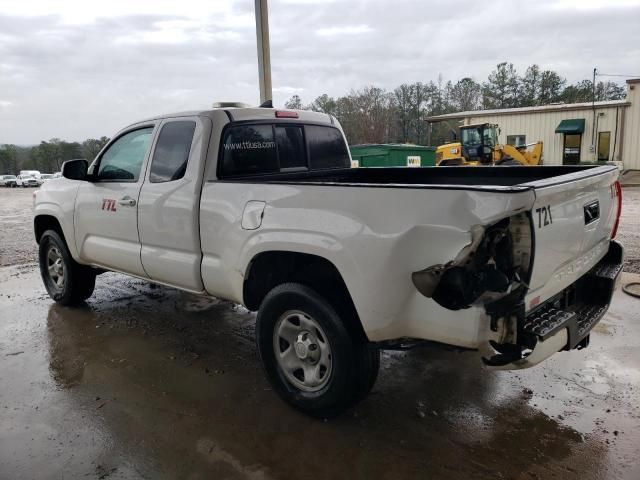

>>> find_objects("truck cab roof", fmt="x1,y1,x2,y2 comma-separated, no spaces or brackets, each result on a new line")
132,107,334,127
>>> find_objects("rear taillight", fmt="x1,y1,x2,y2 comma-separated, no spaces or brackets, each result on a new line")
611,180,622,239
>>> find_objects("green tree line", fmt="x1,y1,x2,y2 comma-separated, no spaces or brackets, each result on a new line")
0,137,109,175
286,63,626,145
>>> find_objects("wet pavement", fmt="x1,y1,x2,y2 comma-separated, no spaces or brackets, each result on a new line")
616,187,640,273
1,187,640,479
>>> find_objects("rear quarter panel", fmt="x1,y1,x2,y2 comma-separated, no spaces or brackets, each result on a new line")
199,182,535,347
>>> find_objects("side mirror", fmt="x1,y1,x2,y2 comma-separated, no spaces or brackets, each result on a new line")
61,159,88,180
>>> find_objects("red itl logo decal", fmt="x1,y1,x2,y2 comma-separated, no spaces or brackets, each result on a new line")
102,199,117,212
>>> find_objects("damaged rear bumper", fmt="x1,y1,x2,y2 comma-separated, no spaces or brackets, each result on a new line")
484,240,624,369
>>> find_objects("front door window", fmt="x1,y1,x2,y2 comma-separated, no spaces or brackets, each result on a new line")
97,128,154,181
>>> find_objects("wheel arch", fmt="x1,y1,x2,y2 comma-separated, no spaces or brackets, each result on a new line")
34,214,64,244
243,251,368,341
33,212,82,263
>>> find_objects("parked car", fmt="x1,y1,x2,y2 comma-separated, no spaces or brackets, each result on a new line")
39,174,54,183
52,172,62,179
0,175,17,187
33,106,624,417
16,175,40,187
19,170,41,180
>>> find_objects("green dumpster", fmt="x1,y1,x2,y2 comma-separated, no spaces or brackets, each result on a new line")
349,144,435,168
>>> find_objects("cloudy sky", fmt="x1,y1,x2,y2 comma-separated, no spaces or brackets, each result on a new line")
1,0,639,145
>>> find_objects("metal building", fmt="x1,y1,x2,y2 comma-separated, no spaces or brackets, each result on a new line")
427,78,640,170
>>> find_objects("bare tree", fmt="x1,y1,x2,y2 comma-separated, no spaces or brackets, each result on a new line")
450,77,482,111
284,95,303,110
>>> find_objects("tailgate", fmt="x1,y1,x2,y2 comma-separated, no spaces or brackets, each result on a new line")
522,166,620,310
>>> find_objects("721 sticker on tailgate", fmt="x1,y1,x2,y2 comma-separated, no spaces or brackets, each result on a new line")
535,205,552,228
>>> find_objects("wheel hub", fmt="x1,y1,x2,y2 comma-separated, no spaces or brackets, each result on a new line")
47,246,65,289
273,310,333,392
294,331,320,363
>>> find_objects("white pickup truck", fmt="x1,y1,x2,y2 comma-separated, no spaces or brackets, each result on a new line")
16,174,41,188
34,106,623,417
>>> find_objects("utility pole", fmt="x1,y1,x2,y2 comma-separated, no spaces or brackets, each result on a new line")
592,67,597,157
255,0,272,105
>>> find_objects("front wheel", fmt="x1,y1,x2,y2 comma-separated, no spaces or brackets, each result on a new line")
256,283,379,418
39,230,96,306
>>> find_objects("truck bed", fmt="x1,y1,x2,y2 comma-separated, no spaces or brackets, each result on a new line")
219,165,616,190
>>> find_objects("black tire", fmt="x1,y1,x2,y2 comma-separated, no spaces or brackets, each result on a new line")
256,282,379,418
39,230,96,306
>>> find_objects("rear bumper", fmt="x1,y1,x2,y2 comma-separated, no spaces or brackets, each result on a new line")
486,240,623,369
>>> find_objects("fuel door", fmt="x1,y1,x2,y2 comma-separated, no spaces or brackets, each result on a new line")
241,201,266,230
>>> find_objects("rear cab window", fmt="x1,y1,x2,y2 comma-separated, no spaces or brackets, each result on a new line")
275,126,306,170
306,125,350,170
219,123,348,178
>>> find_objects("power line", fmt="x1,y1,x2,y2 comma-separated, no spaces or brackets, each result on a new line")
596,73,640,78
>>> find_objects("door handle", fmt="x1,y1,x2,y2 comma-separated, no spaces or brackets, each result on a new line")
118,196,136,207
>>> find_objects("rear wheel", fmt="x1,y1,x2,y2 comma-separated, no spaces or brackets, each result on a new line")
256,283,379,418
39,230,96,306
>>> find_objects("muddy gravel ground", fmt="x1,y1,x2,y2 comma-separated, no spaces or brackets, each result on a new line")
1,186,640,479
0,188,37,266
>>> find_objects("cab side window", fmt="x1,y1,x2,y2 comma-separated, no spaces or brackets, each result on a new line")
149,121,196,183
97,127,154,181
219,123,348,178
221,125,278,177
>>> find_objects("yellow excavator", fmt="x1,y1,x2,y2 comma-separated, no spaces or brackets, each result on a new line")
436,123,542,166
